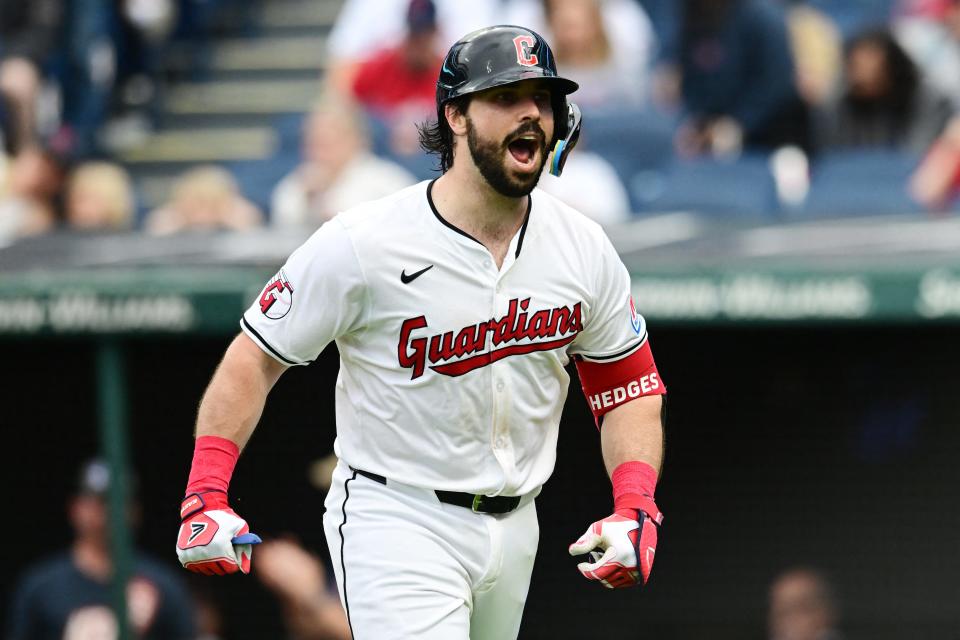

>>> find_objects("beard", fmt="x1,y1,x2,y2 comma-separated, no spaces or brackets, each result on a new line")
466,117,549,198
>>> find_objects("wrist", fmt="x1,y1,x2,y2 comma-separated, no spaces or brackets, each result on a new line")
611,461,658,513
185,435,240,495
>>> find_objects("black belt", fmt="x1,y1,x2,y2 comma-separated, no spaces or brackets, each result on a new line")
351,468,522,515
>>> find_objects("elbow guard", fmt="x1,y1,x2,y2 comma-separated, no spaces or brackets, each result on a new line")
574,341,666,427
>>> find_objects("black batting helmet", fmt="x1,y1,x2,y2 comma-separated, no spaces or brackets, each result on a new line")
436,25,579,143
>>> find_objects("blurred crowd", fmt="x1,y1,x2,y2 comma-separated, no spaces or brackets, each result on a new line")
6,457,846,640
2,0,960,243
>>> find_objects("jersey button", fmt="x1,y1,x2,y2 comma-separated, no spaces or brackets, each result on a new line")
483,259,492,269
496,380,505,392
496,437,506,448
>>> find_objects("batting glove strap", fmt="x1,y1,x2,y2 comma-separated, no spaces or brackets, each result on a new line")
614,492,663,526
180,491,229,521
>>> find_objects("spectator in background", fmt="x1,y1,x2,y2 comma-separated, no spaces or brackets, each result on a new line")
101,0,178,151
504,0,656,109
0,145,63,245
351,0,440,119
0,0,63,151
813,28,955,154
671,0,809,157
910,114,960,209
768,567,844,640
6,459,196,640
270,98,416,228
786,0,844,108
894,0,960,109
324,0,499,94
64,161,135,231
145,165,262,234
255,539,352,640
350,0,442,157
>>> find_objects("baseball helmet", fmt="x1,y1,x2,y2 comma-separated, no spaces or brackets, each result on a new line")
436,25,582,175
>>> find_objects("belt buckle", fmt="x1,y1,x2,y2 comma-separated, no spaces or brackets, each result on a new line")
471,494,485,513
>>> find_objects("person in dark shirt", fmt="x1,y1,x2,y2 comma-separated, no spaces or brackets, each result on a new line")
6,460,196,640
673,0,809,156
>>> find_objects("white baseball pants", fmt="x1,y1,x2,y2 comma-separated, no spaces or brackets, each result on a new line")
323,460,540,640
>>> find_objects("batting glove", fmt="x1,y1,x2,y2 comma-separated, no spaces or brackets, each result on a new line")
568,495,663,589
176,491,261,575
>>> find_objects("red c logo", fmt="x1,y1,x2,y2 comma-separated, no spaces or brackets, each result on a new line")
513,35,539,67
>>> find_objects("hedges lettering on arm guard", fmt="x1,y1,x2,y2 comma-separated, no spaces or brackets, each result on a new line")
574,340,665,427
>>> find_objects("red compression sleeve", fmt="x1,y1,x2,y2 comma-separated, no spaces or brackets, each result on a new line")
185,435,240,495
612,461,662,523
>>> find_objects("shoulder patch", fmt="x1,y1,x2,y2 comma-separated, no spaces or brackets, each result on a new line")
259,270,295,319
629,296,643,336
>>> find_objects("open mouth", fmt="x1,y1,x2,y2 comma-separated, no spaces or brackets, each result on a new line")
507,135,542,168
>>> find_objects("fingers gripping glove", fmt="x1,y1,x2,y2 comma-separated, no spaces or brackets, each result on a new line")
176,435,261,575
568,461,663,589
177,491,261,575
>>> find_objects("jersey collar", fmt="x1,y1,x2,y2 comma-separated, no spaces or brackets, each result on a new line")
427,178,532,259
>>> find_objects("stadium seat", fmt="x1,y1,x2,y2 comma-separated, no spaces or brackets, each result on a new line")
633,154,779,221
582,107,676,180
366,113,437,181
800,150,924,218
227,151,299,214
273,113,306,153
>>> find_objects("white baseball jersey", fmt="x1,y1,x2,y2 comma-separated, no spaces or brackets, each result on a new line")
241,179,649,497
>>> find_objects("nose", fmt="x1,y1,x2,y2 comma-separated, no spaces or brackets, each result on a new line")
517,95,541,122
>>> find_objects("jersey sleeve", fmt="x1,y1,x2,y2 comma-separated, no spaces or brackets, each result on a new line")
241,218,368,366
569,233,647,361
569,233,665,425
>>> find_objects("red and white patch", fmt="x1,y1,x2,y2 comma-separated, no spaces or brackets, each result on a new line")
513,35,539,66
259,270,294,319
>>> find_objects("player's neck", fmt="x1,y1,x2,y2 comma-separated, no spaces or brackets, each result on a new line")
433,167,529,266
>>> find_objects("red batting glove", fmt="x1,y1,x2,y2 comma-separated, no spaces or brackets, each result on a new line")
568,495,662,589
176,491,261,575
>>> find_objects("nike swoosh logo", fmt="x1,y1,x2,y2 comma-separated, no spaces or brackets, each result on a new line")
401,265,434,284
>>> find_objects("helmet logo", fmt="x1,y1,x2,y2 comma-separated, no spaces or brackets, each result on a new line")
513,35,539,67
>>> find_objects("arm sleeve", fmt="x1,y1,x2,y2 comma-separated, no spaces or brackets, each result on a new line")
241,218,368,365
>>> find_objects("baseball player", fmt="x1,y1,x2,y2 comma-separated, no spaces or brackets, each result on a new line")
176,25,667,640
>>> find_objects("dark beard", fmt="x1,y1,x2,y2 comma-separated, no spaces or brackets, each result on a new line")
466,117,549,198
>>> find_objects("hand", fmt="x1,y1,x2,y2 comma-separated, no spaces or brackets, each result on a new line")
568,498,662,589
176,491,261,575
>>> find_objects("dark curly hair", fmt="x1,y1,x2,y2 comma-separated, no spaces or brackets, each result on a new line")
417,96,470,173
844,28,919,120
